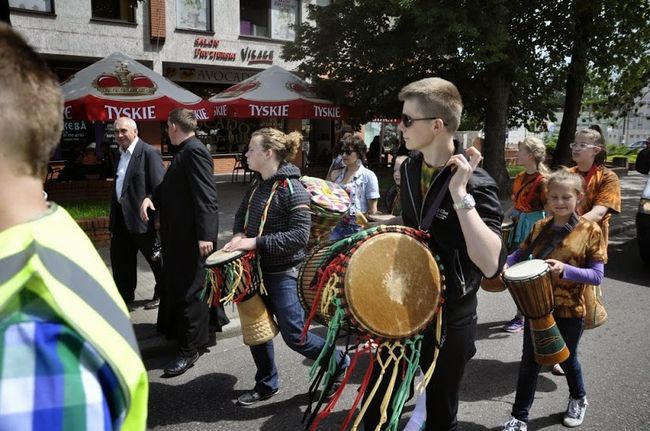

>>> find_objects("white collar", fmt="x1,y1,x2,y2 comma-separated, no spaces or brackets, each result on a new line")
120,137,139,155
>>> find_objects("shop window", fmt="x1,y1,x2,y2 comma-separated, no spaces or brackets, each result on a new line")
91,0,136,23
9,0,55,14
240,0,298,41
176,0,212,32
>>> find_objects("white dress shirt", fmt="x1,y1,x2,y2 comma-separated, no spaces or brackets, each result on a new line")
115,138,138,203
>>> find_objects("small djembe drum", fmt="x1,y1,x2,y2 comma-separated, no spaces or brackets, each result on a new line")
204,249,277,346
503,259,570,365
300,176,351,248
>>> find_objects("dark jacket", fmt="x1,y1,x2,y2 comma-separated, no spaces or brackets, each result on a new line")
233,163,311,272
400,147,506,319
109,139,164,234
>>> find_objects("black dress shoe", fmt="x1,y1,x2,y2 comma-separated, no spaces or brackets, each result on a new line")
144,298,160,310
164,352,199,376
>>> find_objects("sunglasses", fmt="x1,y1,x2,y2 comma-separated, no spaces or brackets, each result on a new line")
569,143,598,150
400,113,448,128
340,149,355,155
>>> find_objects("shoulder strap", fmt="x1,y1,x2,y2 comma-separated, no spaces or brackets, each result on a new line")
421,167,453,231
520,213,579,261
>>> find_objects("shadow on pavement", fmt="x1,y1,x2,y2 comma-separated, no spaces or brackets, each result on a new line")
148,374,312,428
461,359,558,402
604,237,650,286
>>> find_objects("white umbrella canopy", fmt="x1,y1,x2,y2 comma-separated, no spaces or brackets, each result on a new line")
61,52,211,122
209,65,346,120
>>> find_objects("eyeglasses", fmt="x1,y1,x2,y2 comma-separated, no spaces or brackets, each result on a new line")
340,149,354,155
569,143,597,150
400,113,448,128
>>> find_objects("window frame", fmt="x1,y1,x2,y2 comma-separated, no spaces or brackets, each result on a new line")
239,0,300,42
90,0,137,25
9,0,56,16
175,0,213,33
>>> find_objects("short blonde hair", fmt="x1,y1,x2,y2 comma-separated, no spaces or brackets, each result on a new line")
0,23,63,178
251,128,302,163
546,167,584,196
398,77,463,132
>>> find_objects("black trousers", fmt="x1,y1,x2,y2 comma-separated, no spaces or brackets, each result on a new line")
110,205,163,303
361,313,477,431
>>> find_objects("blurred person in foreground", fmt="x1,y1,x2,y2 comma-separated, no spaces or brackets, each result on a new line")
0,23,147,430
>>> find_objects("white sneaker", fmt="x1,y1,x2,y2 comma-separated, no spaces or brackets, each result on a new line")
502,417,527,431
563,396,588,427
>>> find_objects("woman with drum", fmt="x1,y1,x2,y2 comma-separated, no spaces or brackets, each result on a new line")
329,137,380,240
501,169,606,431
502,137,549,334
222,128,349,407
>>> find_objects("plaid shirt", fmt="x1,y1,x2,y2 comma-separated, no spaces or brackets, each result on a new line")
0,289,126,430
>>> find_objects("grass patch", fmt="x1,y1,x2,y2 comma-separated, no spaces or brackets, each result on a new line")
62,201,110,219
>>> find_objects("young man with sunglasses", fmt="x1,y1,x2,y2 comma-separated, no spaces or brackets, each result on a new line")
362,77,506,430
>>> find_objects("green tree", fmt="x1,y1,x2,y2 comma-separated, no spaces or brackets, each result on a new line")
283,0,569,196
552,0,650,166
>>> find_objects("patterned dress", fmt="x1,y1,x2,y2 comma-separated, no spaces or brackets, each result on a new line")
519,217,606,318
569,165,621,249
511,171,546,247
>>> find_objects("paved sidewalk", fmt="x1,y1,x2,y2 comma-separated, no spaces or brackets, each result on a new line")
94,171,648,359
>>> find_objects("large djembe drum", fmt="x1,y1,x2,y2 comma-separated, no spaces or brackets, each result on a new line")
503,259,570,365
298,225,441,340
299,225,444,431
300,176,350,248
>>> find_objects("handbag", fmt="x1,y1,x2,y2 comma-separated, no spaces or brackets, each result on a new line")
583,284,607,329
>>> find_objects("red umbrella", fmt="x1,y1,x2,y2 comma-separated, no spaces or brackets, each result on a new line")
209,65,347,120
61,52,211,122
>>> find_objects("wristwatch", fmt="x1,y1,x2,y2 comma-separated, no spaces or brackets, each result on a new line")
453,193,476,210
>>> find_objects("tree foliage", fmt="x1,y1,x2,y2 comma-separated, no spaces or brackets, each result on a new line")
283,0,649,191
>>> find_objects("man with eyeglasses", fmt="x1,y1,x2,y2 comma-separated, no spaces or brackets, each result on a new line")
362,77,506,431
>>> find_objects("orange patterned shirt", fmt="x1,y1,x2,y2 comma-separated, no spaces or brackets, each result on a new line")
569,165,621,245
512,172,546,212
520,217,606,318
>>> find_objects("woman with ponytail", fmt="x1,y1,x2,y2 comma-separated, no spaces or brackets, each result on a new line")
222,128,349,407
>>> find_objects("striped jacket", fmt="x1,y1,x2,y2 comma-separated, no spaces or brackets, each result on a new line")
233,163,311,271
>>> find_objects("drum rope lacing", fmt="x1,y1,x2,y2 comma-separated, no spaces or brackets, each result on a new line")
301,225,446,431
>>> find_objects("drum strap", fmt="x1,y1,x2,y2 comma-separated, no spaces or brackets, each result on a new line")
421,167,453,231
520,213,580,261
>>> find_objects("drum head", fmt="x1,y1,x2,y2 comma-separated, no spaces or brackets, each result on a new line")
205,249,247,268
504,259,548,281
344,232,441,339
301,176,350,213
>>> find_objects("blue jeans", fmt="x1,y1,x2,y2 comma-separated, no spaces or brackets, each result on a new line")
329,220,361,241
512,316,585,423
249,270,349,395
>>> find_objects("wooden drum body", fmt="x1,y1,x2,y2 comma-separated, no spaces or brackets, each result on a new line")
502,218,515,249
299,226,442,340
503,259,569,365
300,176,350,248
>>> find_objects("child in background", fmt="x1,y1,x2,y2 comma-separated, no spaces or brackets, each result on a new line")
502,168,606,431
502,137,549,333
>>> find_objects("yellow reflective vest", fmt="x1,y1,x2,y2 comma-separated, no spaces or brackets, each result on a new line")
0,204,148,430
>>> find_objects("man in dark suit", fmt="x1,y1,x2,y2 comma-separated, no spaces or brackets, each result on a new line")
110,117,165,309
141,108,219,376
